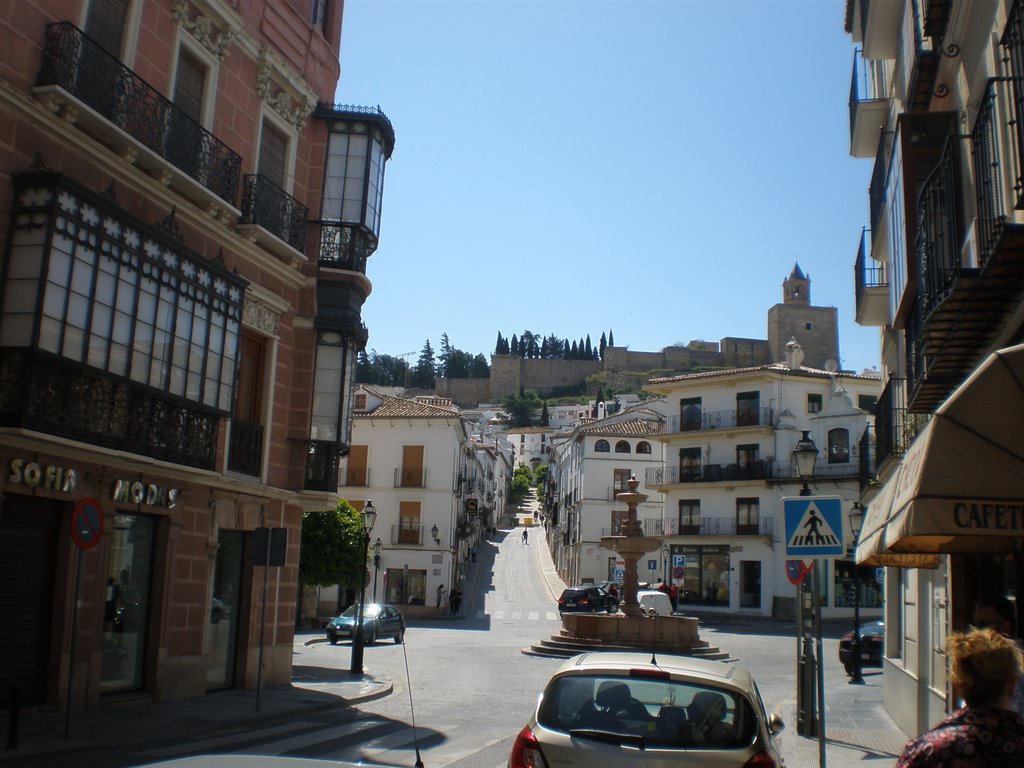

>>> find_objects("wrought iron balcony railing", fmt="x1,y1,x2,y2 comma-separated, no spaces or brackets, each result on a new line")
227,418,263,477
663,406,774,433
395,467,427,488
35,22,241,204
855,227,888,310
317,221,374,272
874,377,928,468
304,440,342,491
859,426,875,490
240,174,308,252
607,516,773,537
340,466,370,486
971,77,1020,264
392,524,425,546
916,137,965,322
0,349,219,469
645,461,770,485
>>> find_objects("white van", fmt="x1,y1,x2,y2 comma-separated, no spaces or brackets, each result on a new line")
637,589,674,617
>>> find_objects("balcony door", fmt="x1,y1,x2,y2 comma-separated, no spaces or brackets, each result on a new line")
227,332,264,477
346,445,368,486
401,445,424,488
168,48,207,176
399,501,421,545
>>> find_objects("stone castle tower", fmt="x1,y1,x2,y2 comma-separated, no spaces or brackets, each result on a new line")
766,263,839,369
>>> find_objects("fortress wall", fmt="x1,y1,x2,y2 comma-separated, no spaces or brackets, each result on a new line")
435,377,492,408
720,338,771,368
521,358,602,395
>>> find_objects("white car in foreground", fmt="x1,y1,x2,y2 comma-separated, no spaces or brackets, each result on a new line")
509,651,786,768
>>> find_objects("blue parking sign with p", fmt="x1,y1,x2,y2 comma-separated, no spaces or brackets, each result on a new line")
783,496,845,558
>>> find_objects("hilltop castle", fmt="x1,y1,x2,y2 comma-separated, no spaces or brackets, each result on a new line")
434,265,840,406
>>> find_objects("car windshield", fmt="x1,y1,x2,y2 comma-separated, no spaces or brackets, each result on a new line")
537,674,757,749
338,604,383,619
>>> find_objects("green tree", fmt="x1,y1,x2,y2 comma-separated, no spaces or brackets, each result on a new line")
510,463,533,501
502,390,541,427
412,339,436,388
608,329,615,347
470,353,490,377
599,332,607,360
540,402,550,426
299,499,366,592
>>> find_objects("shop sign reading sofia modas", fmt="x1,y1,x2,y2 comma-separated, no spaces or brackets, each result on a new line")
112,478,179,508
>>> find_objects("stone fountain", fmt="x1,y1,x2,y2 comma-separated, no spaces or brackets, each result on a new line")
531,475,726,659
601,475,663,617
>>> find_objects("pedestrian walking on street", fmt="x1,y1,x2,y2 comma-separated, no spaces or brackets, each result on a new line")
436,584,447,609
522,529,528,544
895,627,1024,767
449,586,462,615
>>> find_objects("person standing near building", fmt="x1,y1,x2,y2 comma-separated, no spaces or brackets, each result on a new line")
896,628,1024,767
973,597,1024,717
436,584,446,610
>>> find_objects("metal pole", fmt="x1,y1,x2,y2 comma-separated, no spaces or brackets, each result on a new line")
350,530,370,674
65,548,82,738
850,564,864,683
372,554,380,603
812,560,827,768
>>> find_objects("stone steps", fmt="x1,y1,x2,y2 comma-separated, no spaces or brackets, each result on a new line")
522,632,733,660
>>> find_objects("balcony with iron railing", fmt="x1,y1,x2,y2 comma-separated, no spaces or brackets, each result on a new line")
34,22,241,208
662,406,774,434
605,516,773,538
645,461,770,486
859,426,875,490
394,467,428,488
903,0,939,112
304,440,342,492
0,349,220,470
849,46,889,158
238,174,309,259
868,128,889,239
227,418,263,477
854,227,889,326
340,466,371,487
874,378,928,469
391,524,426,546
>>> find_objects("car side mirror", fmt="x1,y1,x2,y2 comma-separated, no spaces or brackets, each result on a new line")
768,712,785,735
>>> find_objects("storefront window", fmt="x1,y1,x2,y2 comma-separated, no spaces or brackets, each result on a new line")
385,568,426,606
679,545,730,606
834,560,882,608
101,513,155,693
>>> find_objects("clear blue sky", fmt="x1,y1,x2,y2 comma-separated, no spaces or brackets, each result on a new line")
335,0,878,374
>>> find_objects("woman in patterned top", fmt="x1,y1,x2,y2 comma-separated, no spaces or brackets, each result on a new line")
896,627,1024,767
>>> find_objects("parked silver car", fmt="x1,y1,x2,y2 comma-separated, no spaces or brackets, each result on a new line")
509,651,785,768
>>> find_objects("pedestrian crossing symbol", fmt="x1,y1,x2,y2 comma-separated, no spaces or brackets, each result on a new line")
783,496,845,559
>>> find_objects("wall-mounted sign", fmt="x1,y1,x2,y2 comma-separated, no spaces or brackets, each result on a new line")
7,459,77,493
71,498,103,550
112,479,179,508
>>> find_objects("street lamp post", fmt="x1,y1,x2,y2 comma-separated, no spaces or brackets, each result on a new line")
350,501,377,675
848,502,865,684
371,537,382,603
792,431,826,764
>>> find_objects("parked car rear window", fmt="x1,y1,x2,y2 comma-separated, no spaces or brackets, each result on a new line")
537,674,757,748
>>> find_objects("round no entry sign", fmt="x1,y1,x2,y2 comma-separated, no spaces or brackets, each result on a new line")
71,498,104,550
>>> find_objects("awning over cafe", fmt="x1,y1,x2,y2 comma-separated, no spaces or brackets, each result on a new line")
856,343,1024,568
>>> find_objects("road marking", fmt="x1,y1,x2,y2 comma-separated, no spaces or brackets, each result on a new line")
135,719,379,758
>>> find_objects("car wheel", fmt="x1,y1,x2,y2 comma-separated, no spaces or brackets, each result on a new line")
329,636,338,646
844,663,854,675
366,629,377,645
394,629,404,644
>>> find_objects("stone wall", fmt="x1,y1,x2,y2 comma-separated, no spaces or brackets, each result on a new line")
767,304,839,369
435,377,492,408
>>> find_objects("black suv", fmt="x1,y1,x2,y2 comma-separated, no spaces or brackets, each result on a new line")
558,585,619,614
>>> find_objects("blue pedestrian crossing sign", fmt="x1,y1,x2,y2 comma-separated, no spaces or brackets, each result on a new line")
783,496,845,559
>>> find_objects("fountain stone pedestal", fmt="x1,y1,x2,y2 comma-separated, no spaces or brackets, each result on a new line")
551,476,712,657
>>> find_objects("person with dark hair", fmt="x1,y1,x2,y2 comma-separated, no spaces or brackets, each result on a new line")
974,597,1024,717
896,628,1024,767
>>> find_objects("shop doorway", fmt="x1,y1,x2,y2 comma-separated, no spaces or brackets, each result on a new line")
739,560,761,608
0,495,61,706
207,530,244,690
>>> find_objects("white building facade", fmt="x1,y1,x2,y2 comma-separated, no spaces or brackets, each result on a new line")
643,344,882,619
334,388,476,615
545,407,668,586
